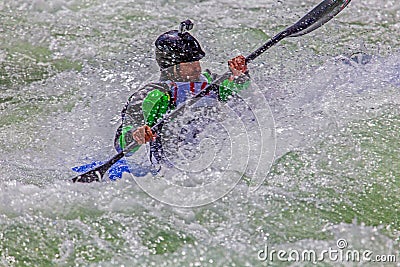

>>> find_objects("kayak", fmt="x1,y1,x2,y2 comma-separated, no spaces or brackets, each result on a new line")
72,159,130,181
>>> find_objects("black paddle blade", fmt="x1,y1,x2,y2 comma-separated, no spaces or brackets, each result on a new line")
71,151,125,183
288,0,351,37
245,0,351,63
72,169,102,183
71,163,111,183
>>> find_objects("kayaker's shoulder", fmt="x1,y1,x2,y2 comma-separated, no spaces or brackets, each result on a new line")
126,82,170,102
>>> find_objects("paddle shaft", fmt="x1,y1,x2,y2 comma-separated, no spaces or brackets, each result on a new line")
72,0,351,183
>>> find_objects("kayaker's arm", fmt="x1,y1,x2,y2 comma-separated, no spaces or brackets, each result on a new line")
114,83,170,153
204,55,251,102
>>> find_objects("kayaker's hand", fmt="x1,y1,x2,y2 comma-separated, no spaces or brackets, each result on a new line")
228,55,248,80
132,125,156,145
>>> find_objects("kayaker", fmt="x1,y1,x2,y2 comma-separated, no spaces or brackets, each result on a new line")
114,19,250,167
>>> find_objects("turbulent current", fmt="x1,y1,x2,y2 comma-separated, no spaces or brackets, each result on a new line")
0,0,399,266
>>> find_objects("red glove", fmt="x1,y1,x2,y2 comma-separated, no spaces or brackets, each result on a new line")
132,125,156,145
228,55,248,79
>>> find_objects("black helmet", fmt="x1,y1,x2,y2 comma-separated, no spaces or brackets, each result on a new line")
155,20,205,69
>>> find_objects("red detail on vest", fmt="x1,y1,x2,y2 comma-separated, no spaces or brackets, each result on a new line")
172,82,178,104
201,82,209,95
190,82,195,95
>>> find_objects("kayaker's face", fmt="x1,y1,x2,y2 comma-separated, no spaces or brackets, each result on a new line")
178,61,202,81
